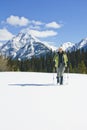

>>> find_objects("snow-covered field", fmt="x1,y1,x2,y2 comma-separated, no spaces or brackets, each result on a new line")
0,72,87,130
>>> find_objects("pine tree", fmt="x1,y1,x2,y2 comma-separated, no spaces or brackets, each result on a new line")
78,61,87,74
69,63,73,73
0,56,9,71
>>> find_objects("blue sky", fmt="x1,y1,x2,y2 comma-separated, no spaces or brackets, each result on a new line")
0,0,87,47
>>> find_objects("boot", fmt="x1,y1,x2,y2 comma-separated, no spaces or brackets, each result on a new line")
56,76,59,84
60,76,63,85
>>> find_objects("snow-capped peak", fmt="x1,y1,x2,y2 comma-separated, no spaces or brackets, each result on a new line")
0,31,55,60
75,38,87,49
60,42,74,51
20,29,41,43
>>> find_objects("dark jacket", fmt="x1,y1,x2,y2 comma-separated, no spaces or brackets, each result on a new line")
53,51,68,68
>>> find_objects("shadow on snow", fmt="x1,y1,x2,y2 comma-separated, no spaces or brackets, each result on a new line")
8,83,55,87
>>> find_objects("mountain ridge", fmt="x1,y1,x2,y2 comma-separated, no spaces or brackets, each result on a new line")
0,31,87,60
0,32,54,60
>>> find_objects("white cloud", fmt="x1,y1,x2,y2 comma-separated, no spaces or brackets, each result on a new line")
0,28,14,41
29,29,57,38
2,15,62,39
46,21,61,29
31,20,43,25
6,15,29,26
5,15,62,31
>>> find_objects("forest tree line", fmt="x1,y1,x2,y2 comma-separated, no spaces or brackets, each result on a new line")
0,49,87,74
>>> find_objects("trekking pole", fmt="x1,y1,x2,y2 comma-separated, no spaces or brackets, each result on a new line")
53,67,55,84
67,67,69,85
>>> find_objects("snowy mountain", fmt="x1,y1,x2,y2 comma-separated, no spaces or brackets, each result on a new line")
61,38,87,52
74,38,87,51
60,42,74,52
0,32,54,60
0,32,87,60
0,42,3,49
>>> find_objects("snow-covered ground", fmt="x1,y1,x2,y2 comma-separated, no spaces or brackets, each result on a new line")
0,72,87,130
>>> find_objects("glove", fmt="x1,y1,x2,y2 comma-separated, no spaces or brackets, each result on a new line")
67,61,70,68
65,64,67,68
63,62,67,68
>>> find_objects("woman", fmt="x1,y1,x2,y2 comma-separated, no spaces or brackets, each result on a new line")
53,47,68,85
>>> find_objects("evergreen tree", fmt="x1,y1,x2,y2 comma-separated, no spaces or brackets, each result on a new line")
0,56,9,71
69,63,73,73
78,61,87,74
5,49,87,73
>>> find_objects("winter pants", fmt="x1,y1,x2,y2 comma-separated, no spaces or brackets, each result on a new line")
57,64,65,77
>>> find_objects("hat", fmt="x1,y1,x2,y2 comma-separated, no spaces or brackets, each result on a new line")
58,47,63,51
58,46,66,51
